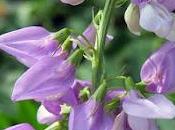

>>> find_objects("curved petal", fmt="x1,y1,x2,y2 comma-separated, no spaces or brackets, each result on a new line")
124,3,141,35
0,39,58,67
127,115,158,130
5,123,35,130
0,44,37,67
123,90,175,119
141,42,175,93
112,111,132,130
131,0,149,6
105,89,126,102
43,100,62,115
60,0,85,5
37,105,60,125
69,98,113,130
139,1,173,38
74,24,113,48
157,0,175,11
11,56,75,101
0,26,50,43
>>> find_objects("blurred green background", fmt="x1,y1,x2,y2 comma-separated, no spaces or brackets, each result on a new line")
0,0,174,129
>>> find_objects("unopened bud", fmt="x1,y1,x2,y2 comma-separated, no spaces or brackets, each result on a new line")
124,3,141,36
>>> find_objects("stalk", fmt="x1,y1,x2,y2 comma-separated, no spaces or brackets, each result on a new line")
92,0,116,90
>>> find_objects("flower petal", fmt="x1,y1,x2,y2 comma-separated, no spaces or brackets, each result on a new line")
127,115,158,130
139,1,173,38
105,89,126,102
0,39,58,67
141,42,175,93
37,105,60,125
69,98,113,130
0,26,50,43
157,0,175,11
60,0,85,5
12,56,75,101
5,123,35,130
112,111,132,130
123,90,175,119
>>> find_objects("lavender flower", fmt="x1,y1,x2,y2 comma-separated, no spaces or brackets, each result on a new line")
60,0,85,5
71,79,91,102
108,90,175,130
5,123,35,130
74,24,113,47
0,26,68,67
123,90,175,119
141,42,175,93
69,98,114,130
36,79,91,124
11,55,75,101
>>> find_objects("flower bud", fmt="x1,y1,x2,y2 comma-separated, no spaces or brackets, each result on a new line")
124,3,141,36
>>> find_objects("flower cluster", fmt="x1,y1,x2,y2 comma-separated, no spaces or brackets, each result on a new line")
3,0,175,130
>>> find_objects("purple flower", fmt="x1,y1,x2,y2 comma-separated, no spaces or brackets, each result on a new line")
71,79,91,102
11,55,75,102
0,26,67,67
105,88,127,102
60,0,85,5
5,123,35,130
108,90,175,130
36,79,91,124
112,111,158,130
141,42,175,93
123,90,175,119
74,24,113,47
69,98,114,130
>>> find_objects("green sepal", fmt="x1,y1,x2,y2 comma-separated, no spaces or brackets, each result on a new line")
93,10,103,27
115,0,127,8
68,49,84,66
61,36,72,52
79,87,91,102
93,80,107,102
105,99,120,112
124,76,135,90
54,28,71,44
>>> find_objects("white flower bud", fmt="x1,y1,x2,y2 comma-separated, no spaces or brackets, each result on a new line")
124,3,141,36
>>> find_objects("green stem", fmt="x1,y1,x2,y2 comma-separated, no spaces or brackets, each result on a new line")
92,0,116,90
